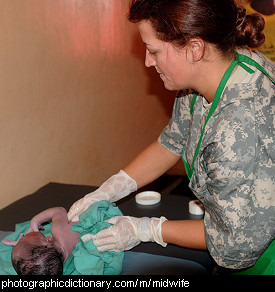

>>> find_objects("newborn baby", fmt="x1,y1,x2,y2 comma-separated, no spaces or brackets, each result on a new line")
2,207,80,275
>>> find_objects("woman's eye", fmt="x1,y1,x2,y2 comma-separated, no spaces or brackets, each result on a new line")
147,49,156,55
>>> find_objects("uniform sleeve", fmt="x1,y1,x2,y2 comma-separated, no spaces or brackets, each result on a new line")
200,100,275,270
158,93,191,156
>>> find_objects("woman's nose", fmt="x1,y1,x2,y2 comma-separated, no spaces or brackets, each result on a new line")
145,50,156,68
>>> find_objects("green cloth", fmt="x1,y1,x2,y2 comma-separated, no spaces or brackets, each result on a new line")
0,201,123,275
66,200,124,275
233,240,275,275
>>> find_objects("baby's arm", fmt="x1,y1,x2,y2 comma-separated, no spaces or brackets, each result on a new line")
2,233,24,246
2,208,68,246
27,207,68,234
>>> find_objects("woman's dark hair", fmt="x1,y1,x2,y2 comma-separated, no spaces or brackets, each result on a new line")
12,245,64,275
128,0,265,56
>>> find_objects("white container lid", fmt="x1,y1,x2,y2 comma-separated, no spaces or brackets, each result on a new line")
135,191,161,205
189,200,205,215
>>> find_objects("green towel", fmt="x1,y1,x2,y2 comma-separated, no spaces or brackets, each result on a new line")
233,240,275,275
0,201,123,275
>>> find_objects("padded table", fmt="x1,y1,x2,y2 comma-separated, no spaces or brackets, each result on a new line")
0,175,214,272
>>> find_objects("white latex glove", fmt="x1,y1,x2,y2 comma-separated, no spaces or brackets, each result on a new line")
68,170,137,222
81,216,168,252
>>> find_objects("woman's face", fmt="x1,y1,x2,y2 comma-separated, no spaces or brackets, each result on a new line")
137,20,192,91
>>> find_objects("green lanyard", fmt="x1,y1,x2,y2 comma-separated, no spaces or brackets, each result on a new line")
182,51,275,180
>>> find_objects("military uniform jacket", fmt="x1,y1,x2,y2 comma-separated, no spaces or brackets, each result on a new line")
158,50,275,269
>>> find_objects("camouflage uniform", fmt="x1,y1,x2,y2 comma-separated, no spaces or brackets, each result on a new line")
158,50,275,269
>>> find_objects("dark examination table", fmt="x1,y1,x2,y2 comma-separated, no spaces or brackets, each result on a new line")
0,175,214,274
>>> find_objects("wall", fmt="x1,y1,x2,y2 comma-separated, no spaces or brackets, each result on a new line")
0,0,175,209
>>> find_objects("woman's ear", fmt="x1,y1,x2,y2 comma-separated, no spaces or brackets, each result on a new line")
186,38,205,62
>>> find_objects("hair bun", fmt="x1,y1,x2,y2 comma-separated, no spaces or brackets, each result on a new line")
235,8,265,49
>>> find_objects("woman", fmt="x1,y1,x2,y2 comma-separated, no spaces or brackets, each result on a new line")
68,0,275,272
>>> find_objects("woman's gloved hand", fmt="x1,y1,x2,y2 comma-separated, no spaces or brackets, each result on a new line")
81,216,168,252
67,170,137,222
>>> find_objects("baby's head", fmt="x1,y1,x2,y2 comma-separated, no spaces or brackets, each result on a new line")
11,232,64,275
